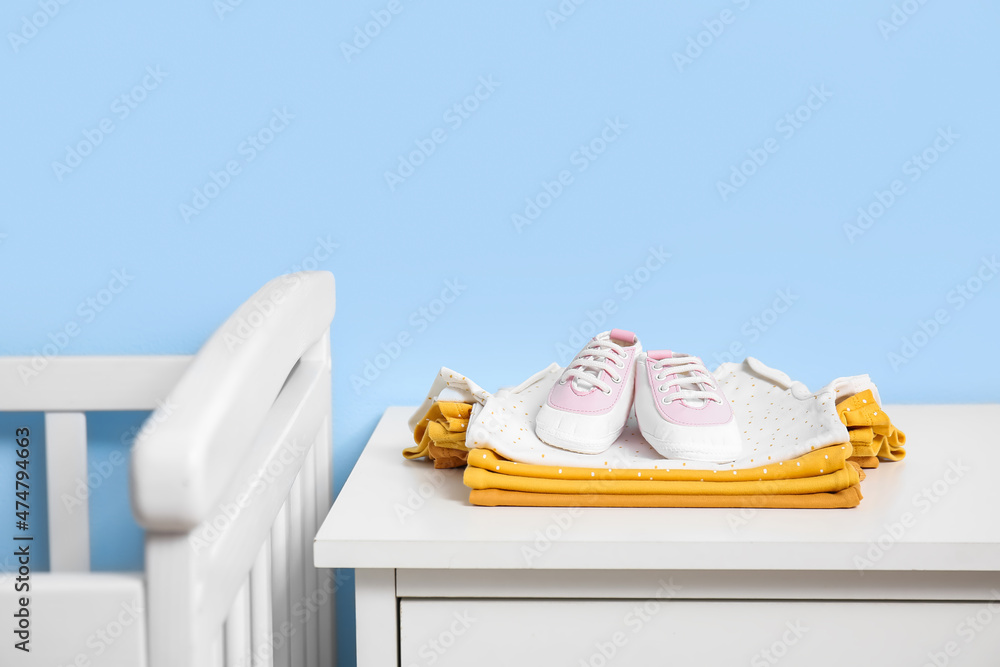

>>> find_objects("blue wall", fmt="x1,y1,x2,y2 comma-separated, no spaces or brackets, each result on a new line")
2,1,999,665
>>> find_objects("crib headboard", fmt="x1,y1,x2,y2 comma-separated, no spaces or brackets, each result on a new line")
1,271,336,667
134,271,336,667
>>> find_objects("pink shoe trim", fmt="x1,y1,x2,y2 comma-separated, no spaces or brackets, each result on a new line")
609,329,637,345
645,357,734,426
547,346,635,415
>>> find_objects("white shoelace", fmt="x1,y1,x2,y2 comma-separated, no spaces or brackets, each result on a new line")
652,356,721,405
560,339,628,395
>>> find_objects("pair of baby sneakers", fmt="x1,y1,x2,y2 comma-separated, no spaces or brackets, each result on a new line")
534,329,742,462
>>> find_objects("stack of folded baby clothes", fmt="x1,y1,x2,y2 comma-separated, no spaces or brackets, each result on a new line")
404,331,906,509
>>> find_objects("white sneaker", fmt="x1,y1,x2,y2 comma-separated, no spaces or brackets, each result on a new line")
535,329,642,454
634,350,742,462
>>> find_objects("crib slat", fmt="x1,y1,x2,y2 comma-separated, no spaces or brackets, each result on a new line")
251,539,274,667
288,471,306,667
314,416,335,667
271,502,291,667
44,412,90,572
302,443,320,667
211,627,225,667
225,579,252,667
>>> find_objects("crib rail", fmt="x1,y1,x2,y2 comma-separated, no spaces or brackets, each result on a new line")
143,344,332,666
131,272,335,531
0,355,192,411
1,271,335,667
131,271,336,667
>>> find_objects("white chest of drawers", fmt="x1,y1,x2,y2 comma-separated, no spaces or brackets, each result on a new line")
315,405,1000,666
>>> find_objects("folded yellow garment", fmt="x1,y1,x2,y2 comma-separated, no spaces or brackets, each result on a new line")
848,426,878,458
464,462,860,496
469,485,863,509
404,401,472,461
466,445,853,482
427,444,469,469
837,390,906,465
848,455,880,468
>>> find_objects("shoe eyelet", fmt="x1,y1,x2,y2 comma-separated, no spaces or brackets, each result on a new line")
656,374,665,381
604,389,612,396
559,379,567,385
662,397,670,404
612,375,622,384
616,361,625,369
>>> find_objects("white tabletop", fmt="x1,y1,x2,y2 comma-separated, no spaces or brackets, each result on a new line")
315,404,1000,572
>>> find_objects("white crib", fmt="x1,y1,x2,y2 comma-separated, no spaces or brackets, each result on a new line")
0,271,336,667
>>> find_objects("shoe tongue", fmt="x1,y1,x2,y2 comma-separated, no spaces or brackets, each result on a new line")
609,329,636,346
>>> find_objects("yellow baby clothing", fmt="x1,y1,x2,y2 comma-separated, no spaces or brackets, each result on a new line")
466,445,853,483
427,444,469,469
469,485,863,509
404,401,473,469
837,390,906,467
464,461,861,496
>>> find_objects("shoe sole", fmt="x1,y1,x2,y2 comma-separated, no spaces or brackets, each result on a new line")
534,422,623,455
639,429,742,463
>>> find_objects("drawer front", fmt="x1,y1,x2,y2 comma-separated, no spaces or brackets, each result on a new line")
401,599,1000,667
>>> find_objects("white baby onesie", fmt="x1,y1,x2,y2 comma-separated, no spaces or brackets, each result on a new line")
464,357,855,470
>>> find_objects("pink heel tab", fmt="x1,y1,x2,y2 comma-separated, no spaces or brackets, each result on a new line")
609,329,637,345
647,350,673,360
